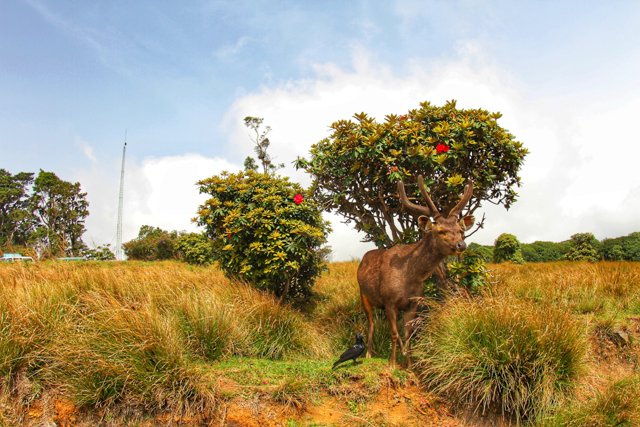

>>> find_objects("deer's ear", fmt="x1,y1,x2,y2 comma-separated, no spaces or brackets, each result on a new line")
418,215,434,232
460,215,475,231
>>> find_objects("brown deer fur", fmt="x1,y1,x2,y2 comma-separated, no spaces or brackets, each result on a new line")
357,176,475,365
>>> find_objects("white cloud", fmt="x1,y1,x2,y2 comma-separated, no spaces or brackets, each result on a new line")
78,153,238,248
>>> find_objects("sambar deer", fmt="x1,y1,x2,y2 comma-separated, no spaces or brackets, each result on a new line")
357,175,475,365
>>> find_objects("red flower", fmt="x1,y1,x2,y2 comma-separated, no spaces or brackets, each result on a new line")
436,143,450,154
293,193,304,205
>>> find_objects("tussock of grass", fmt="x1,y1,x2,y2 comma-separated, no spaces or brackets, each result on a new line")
0,280,74,380
49,295,217,414
173,293,236,361
413,295,588,422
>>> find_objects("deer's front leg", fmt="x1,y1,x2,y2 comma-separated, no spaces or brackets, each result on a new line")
385,306,402,366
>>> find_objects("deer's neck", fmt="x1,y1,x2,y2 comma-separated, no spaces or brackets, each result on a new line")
409,233,447,280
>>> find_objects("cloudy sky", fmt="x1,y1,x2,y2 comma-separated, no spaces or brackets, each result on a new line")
2,1,639,260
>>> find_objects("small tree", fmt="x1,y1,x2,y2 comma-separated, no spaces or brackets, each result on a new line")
196,171,330,302
494,233,525,263
123,225,180,261
563,233,600,262
244,116,283,174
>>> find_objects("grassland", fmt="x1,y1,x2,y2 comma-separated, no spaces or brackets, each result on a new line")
0,261,639,426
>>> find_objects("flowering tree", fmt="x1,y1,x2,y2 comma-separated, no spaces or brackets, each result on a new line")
196,171,330,302
296,100,528,248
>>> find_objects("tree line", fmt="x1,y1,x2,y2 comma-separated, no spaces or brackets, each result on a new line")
0,168,89,258
470,231,640,263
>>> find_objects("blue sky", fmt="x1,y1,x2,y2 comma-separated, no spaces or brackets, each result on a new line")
2,0,640,260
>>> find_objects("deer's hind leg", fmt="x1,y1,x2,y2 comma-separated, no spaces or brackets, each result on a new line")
402,302,419,367
360,293,375,358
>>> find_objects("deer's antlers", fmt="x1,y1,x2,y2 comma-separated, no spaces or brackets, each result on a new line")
449,179,473,217
397,179,431,217
398,175,473,219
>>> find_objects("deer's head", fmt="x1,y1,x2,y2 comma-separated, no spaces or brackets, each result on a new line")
398,175,475,255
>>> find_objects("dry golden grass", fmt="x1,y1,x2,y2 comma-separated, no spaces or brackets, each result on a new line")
489,261,640,320
0,259,639,425
0,261,332,421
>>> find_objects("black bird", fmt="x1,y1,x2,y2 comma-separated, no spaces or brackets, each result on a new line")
332,333,365,369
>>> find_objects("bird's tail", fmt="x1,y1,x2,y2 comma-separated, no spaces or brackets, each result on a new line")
332,361,339,370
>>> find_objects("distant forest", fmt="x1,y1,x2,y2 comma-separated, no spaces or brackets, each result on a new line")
469,232,640,263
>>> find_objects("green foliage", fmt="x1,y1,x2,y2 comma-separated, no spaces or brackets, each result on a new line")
123,225,180,261
602,244,625,261
521,240,570,262
467,242,494,263
601,232,640,261
0,169,34,248
243,156,258,172
563,232,601,262
84,244,116,261
414,297,587,422
30,170,89,257
196,171,330,301
297,100,528,247
175,232,216,265
494,233,525,263
447,249,489,294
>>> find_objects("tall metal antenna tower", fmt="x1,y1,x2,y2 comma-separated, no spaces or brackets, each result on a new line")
115,131,127,260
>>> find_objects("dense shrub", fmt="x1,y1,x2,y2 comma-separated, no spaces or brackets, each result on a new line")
493,233,525,263
414,296,587,422
563,232,601,262
196,171,330,302
521,240,570,262
175,232,216,265
467,242,493,263
446,249,489,294
123,225,180,261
